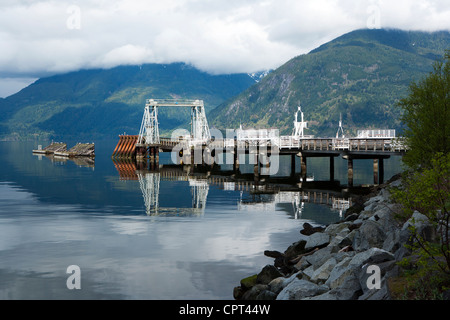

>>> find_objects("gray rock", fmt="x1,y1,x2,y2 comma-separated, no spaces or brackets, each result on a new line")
353,220,386,250
256,290,277,300
402,210,437,242
382,229,402,253
364,194,384,209
276,278,329,300
358,278,392,300
374,205,399,233
308,273,362,300
325,256,354,289
242,284,269,300
284,240,307,259
325,222,352,237
268,273,300,294
402,210,429,232
301,265,315,280
349,248,394,269
305,246,337,268
305,232,330,250
256,265,283,285
310,257,337,283
359,260,397,294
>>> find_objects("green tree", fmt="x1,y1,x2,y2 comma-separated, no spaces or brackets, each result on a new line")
398,51,450,169
392,52,450,297
392,153,450,274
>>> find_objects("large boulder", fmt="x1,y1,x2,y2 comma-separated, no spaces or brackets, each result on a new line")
353,220,386,251
402,210,437,242
310,257,337,283
276,278,328,300
300,222,325,235
305,232,330,250
256,265,283,285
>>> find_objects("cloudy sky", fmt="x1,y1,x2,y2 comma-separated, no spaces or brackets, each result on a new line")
1,0,450,97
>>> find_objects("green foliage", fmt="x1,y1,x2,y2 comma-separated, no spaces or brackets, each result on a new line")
390,50,450,298
391,153,450,275
398,51,450,169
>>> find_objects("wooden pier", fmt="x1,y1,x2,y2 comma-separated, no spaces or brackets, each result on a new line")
112,135,405,186
111,98,407,187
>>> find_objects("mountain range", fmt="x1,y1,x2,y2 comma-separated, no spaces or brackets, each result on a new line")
0,28,449,141
210,29,450,137
0,63,256,140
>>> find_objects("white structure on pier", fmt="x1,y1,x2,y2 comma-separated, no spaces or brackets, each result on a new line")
356,129,396,139
138,99,211,146
292,105,309,139
336,113,345,139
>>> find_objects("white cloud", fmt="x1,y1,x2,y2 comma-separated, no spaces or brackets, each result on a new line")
0,0,449,97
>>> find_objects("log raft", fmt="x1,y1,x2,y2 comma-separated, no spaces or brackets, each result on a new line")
32,142,67,155
33,142,95,158
54,143,95,158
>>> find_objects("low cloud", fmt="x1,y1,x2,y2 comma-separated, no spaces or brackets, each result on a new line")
1,0,449,97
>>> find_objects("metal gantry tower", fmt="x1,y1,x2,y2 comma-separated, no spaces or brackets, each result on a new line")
138,101,160,145
292,105,308,139
336,113,345,139
190,103,211,145
137,99,211,146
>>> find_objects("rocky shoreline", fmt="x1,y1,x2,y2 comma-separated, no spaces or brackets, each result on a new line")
233,175,434,300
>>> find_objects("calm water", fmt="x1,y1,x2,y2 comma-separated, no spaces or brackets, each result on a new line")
0,140,403,299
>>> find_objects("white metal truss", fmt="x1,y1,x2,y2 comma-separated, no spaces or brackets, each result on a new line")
336,113,345,139
137,99,211,146
138,172,160,216
138,101,160,145
190,103,211,146
189,179,209,210
292,105,308,139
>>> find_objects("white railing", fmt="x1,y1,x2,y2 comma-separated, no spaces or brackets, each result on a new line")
332,138,350,150
357,129,396,139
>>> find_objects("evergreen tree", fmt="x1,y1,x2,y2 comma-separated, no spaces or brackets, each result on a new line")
398,51,450,169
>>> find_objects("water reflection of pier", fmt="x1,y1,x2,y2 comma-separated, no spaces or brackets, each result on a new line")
113,160,353,217
239,191,351,219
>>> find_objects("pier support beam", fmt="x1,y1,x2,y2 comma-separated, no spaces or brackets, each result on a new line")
233,148,240,172
373,158,385,185
330,156,335,181
290,154,296,177
347,158,353,187
300,154,307,181
373,159,379,185
253,154,260,182
379,157,384,184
